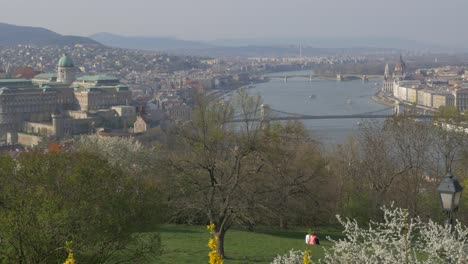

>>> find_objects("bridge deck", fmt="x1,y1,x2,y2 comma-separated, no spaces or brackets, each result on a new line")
231,114,432,122
266,74,383,79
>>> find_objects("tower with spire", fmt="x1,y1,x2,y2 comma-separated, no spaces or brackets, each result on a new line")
382,55,407,94
384,63,390,80
393,54,406,79
57,54,76,84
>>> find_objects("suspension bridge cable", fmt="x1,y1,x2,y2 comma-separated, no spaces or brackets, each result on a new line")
269,106,394,119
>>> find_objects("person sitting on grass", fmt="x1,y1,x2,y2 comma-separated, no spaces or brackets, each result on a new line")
305,232,320,245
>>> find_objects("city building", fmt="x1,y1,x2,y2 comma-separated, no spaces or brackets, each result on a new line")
0,54,134,146
382,55,407,94
432,91,455,109
393,55,407,79
393,80,421,102
452,88,468,112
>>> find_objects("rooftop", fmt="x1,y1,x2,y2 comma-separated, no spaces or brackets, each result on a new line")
0,78,31,83
58,54,74,68
76,75,119,82
33,73,57,79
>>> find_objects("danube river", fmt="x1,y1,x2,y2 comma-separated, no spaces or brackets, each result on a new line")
248,72,391,146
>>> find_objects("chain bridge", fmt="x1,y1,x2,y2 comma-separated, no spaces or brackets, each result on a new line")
264,73,383,82
230,103,433,123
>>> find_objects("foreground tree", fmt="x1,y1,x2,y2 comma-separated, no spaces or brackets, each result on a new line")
165,92,264,258
166,91,331,257
332,116,449,222
0,151,163,263
257,122,329,228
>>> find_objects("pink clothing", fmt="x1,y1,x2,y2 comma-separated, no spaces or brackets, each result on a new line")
305,234,317,245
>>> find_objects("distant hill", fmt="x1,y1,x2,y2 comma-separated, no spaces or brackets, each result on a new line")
90,33,460,56
186,45,398,57
209,37,456,52
0,23,101,47
90,32,213,51
90,33,400,56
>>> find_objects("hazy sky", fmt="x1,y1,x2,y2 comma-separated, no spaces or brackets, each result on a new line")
1,0,466,46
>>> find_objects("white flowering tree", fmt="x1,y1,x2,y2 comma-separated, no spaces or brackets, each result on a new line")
322,206,468,264
271,206,467,264
76,135,145,165
75,135,159,178
271,249,310,264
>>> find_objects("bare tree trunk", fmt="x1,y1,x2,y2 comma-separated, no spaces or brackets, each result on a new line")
217,229,226,259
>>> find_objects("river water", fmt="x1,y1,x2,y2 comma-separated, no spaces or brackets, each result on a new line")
248,71,390,146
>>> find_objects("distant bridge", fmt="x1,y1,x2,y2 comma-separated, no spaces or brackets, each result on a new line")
264,73,383,82
230,104,433,123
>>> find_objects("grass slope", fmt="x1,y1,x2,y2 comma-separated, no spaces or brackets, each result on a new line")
154,225,342,263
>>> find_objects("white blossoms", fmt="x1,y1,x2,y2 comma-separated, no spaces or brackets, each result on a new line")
322,205,468,264
272,249,310,264
271,206,467,264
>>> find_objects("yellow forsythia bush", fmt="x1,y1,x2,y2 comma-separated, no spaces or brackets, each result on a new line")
303,249,311,264
64,241,75,264
207,224,223,264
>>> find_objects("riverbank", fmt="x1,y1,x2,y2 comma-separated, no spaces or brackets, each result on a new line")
372,90,439,115
371,90,396,107
210,79,268,101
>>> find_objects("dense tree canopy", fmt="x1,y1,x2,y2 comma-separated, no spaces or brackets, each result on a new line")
0,92,467,263
0,151,163,263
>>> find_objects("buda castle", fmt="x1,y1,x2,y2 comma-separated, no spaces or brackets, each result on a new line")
0,55,135,146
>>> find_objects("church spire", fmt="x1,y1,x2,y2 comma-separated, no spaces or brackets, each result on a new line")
399,54,406,78
384,63,390,79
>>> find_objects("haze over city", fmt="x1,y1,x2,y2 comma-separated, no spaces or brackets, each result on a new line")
2,0,467,47
1,1,468,263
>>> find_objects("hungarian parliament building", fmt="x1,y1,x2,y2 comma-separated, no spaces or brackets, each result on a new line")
382,55,407,93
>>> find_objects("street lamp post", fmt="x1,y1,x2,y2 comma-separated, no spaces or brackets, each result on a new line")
436,172,463,264
437,172,463,225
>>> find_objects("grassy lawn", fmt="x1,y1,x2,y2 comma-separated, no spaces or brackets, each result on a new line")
152,224,343,264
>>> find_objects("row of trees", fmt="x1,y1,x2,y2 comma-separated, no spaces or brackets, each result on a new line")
157,91,468,258
1,91,467,262
0,150,164,263
72,91,332,259
332,114,468,223
159,92,330,257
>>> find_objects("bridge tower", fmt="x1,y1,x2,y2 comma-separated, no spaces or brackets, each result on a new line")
337,73,343,82
362,75,368,83
284,76,288,83
261,104,271,130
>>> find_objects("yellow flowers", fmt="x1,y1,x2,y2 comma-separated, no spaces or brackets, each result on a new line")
63,241,75,264
303,249,311,264
207,224,223,264
207,223,216,232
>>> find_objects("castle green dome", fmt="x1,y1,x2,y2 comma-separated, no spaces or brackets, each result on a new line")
58,54,74,68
